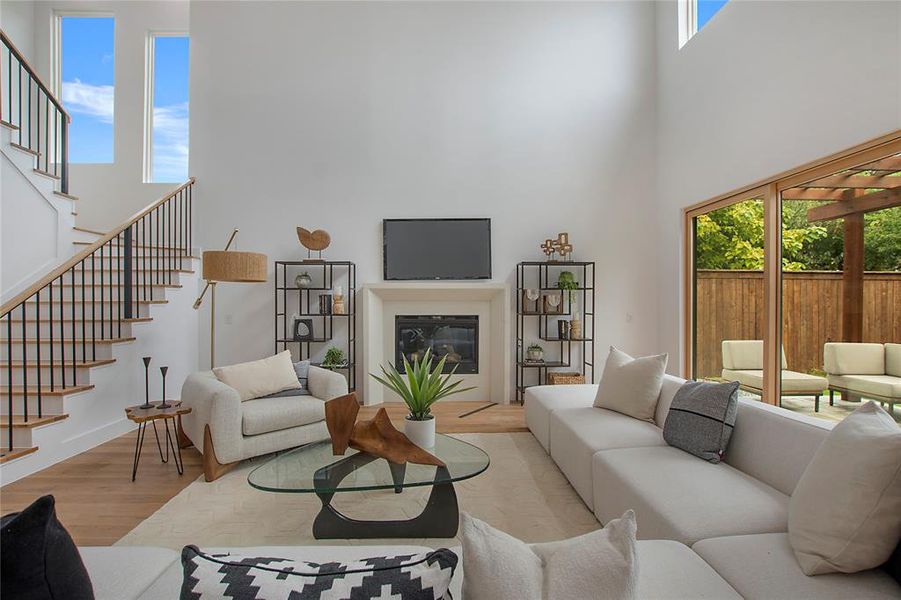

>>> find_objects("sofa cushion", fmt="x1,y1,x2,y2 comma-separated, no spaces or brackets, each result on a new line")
653,374,686,428
242,396,325,436
887,344,901,378
722,368,827,393
550,407,665,509
693,533,901,600
721,340,788,370
593,347,668,422
138,545,453,599
592,446,789,545
213,350,302,401
80,546,178,600
524,384,597,452
824,342,886,376
634,539,741,599
788,402,901,575
827,374,901,399
663,380,739,463
724,399,831,496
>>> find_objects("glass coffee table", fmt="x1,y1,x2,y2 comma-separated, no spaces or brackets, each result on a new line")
248,433,489,539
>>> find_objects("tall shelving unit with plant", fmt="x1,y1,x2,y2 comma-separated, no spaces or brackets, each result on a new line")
515,261,596,404
274,261,356,391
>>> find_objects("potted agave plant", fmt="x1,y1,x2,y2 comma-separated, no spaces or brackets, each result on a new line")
370,348,475,448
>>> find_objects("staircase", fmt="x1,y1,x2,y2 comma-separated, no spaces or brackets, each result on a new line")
0,29,201,482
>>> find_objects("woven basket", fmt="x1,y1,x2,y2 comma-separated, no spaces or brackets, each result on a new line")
547,371,585,385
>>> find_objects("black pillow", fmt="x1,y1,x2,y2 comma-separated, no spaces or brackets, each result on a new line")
1,495,94,600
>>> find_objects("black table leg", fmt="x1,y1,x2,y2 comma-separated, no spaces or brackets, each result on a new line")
388,461,406,494
163,419,184,475
151,420,168,463
131,422,148,482
312,455,458,539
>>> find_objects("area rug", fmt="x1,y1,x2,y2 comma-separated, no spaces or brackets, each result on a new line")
116,433,599,549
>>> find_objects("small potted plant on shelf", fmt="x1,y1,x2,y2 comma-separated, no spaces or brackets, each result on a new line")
370,348,475,448
556,271,579,301
526,343,544,362
294,272,313,288
321,347,346,370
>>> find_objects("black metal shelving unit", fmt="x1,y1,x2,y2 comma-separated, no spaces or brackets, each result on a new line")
274,261,356,391
515,261,596,404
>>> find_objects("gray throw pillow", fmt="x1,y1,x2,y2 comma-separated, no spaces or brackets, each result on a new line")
663,380,739,463
293,360,310,389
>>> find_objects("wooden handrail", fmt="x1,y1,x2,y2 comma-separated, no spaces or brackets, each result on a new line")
0,178,195,315
0,30,69,120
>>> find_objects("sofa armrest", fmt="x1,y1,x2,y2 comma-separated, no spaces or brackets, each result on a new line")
180,371,243,461
308,366,349,400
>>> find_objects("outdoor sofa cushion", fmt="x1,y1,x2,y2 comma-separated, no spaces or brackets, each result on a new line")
827,374,901,399
824,342,886,376
592,445,789,545
549,407,666,510
722,368,827,392
693,533,901,600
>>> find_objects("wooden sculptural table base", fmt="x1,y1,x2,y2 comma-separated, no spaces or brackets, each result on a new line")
311,452,459,540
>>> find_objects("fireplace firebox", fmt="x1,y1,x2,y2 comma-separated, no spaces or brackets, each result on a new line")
395,315,478,374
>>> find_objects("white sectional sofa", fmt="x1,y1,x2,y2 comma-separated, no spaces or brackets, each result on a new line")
525,377,901,599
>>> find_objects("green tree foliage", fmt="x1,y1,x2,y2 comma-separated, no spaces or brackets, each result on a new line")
696,201,900,272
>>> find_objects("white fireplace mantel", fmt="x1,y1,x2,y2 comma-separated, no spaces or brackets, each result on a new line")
360,282,511,406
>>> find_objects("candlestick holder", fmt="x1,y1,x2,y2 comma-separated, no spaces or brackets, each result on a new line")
158,366,171,409
139,357,154,409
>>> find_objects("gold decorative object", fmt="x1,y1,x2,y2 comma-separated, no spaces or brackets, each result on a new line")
540,239,556,261
554,232,573,262
297,227,331,262
193,229,268,368
570,316,582,339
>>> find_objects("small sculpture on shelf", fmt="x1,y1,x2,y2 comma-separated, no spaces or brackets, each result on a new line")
158,366,171,409
293,318,314,342
139,357,154,409
540,239,557,261
523,288,541,313
297,227,331,262
540,232,575,262
294,272,313,288
332,286,346,314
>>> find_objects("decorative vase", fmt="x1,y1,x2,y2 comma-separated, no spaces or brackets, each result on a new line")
332,286,345,314
294,272,313,288
570,317,582,340
405,416,436,449
557,320,570,340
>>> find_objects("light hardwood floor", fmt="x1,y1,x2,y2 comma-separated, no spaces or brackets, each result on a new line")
0,401,525,545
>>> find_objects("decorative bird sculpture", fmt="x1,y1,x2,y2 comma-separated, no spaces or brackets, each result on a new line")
297,227,331,262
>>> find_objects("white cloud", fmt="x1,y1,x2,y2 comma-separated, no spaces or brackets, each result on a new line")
153,102,189,182
61,79,114,123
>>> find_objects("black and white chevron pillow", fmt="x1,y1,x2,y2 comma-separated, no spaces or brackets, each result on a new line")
180,545,458,600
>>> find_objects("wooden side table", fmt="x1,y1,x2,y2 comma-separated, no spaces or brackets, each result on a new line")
125,401,192,481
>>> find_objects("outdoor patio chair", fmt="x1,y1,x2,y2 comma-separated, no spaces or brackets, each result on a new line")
824,342,900,415
721,340,829,411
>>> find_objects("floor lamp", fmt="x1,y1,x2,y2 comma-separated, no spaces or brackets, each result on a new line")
194,229,267,369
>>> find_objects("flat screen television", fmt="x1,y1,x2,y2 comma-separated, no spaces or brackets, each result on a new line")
383,218,491,280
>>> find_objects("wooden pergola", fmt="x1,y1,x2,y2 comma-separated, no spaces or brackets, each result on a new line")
782,155,901,341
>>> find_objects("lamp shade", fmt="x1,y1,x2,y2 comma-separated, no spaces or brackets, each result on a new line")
202,250,267,283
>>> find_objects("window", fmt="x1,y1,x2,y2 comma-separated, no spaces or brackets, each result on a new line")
57,15,115,163
145,34,189,183
679,0,729,48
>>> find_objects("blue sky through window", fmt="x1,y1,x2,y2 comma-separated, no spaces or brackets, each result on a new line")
61,16,114,163
151,36,189,183
697,0,729,31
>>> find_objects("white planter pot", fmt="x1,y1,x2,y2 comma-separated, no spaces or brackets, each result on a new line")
405,416,436,449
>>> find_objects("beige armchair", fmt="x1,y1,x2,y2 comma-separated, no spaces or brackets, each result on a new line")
824,342,900,415
179,365,348,481
721,340,828,411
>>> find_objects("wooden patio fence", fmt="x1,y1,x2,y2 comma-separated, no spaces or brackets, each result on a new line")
695,270,901,380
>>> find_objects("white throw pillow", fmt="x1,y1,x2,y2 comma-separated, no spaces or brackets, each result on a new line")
461,510,638,600
788,401,901,575
593,347,668,422
213,350,302,401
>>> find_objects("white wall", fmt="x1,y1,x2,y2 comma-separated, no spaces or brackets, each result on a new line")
190,1,660,397
655,0,901,374
1,0,36,64
30,1,188,230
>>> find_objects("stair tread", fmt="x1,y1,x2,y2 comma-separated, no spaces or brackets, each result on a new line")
0,120,19,131
0,384,94,397
0,447,38,464
73,226,105,236
7,317,151,324
4,359,117,369
0,414,68,428
55,191,79,201
33,168,61,180
10,142,39,156
28,299,167,304
4,337,136,345
54,283,182,288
